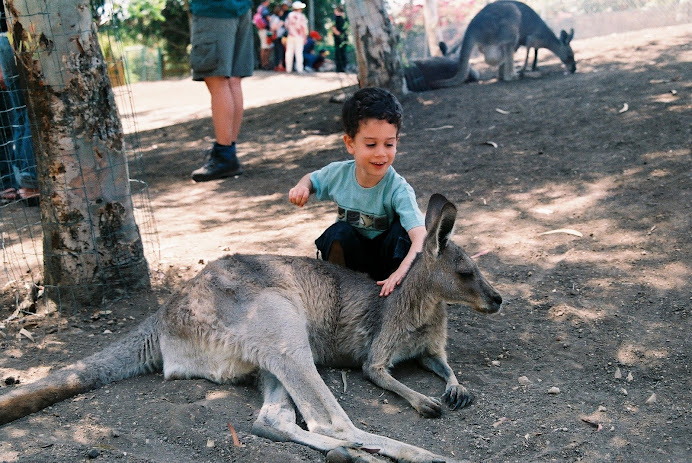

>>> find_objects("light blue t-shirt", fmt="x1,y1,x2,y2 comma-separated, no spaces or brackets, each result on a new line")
310,160,425,239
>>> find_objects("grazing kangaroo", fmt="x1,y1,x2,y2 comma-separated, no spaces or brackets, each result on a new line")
0,194,502,463
505,1,576,75
433,0,576,88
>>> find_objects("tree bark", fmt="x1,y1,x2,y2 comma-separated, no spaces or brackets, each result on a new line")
423,0,442,57
344,0,405,93
5,0,150,311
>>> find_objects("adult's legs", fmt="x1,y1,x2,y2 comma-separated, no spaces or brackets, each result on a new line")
285,37,295,73
191,76,244,181
293,38,304,73
190,12,252,181
334,40,346,72
273,39,285,70
0,35,37,197
205,76,243,146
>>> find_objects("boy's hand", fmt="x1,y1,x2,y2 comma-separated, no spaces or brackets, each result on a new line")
289,185,310,207
377,265,409,297
377,226,425,297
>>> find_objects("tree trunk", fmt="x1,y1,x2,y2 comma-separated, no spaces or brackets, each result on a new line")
5,0,150,311
344,0,405,93
423,0,442,57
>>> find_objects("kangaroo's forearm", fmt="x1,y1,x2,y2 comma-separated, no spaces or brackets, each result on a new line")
362,364,427,405
419,355,459,387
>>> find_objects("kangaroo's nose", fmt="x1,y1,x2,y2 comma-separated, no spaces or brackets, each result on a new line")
492,292,503,306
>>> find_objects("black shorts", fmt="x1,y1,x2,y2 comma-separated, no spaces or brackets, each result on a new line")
315,218,412,281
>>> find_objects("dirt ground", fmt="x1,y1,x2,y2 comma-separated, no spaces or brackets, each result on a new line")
1,23,690,463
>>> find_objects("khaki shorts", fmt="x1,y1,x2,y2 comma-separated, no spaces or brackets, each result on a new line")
190,12,255,81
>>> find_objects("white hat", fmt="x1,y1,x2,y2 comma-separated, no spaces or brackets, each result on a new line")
292,1,306,9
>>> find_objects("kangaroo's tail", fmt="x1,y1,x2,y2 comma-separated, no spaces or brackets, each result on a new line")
430,28,476,89
0,314,163,425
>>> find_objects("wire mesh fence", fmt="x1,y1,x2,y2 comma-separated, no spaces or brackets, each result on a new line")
0,0,159,316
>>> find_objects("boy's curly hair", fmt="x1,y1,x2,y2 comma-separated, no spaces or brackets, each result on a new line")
342,87,403,139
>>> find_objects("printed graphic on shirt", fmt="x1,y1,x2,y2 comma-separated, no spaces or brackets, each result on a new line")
338,207,389,232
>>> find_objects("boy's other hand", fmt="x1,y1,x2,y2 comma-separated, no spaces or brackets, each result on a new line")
289,185,310,207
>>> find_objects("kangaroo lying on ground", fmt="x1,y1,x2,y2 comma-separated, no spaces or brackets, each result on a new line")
0,194,502,463
433,0,576,88
404,49,479,92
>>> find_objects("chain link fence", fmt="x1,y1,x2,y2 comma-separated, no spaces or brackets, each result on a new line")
0,2,160,316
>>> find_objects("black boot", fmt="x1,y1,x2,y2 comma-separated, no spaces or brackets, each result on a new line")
191,143,243,182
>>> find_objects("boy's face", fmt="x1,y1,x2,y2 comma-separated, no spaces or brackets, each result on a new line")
344,118,398,188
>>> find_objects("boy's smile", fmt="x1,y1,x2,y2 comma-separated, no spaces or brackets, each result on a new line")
344,118,399,188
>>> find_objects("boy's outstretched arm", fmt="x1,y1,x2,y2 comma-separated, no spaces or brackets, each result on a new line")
377,225,426,297
289,173,313,207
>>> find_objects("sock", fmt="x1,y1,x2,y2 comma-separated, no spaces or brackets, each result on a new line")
213,142,236,160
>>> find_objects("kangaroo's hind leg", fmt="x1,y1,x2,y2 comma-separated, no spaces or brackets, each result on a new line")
253,372,388,463
252,370,354,451
268,351,459,462
499,42,518,81
251,294,458,462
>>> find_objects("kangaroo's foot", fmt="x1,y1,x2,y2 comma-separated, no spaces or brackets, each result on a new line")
412,394,443,418
442,384,475,410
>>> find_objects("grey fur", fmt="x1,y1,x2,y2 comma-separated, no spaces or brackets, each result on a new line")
433,1,576,88
0,194,501,463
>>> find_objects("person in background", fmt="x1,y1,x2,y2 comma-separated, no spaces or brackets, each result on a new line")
253,0,273,70
284,1,308,73
332,5,347,72
189,0,254,182
0,2,38,205
269,4,286,71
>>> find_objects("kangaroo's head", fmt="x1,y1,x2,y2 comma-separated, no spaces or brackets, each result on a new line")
422,194,502,314
559,28,577,74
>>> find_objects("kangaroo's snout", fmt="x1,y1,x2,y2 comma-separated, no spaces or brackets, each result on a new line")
487,289,503,313
471,276,503,315
473,287,502,314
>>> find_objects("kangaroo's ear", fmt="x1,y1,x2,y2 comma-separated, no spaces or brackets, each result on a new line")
425,193,448,231
424,195,457,256
560,29,574,45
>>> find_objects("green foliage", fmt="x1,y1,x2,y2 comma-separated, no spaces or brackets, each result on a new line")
94,0,189,78
125,0,167,47
161,0,190,76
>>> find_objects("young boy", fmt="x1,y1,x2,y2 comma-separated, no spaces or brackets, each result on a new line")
289,87,426,297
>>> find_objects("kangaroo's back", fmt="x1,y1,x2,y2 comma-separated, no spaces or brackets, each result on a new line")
500,0,553,45
501,0,577,73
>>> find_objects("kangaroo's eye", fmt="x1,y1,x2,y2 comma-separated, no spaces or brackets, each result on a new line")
457,268,474,278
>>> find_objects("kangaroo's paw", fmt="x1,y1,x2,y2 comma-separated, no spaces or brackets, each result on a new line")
442,385,475,410
413,395,443,418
